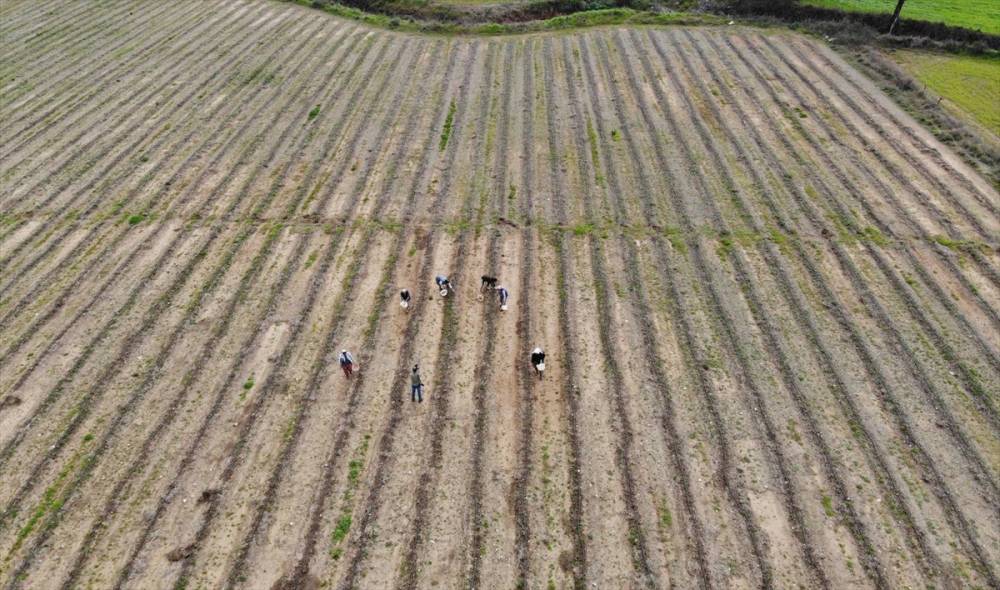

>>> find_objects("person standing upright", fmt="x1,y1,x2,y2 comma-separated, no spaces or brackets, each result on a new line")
410,364,424,402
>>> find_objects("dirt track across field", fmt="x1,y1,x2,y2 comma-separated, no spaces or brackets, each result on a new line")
1,1,998,588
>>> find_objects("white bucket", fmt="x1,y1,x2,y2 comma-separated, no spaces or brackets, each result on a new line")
501,304,508,311
537,362,545,372
440,289,448,297
401,300,409,309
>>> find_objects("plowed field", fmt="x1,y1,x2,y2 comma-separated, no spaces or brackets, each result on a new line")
1,1,998,589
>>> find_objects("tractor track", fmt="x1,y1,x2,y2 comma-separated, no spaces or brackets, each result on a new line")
712,32,1000,585
675,28,955,586
0,17,337,540
157,38,414,588
394,41,498,590
538,38,587,590
736,35,1000,474
108,35,394,589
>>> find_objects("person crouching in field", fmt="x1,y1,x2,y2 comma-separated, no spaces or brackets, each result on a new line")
339,349,355,379
435,275,452,297
400,288,411,309
496,285,509,311
530,347,545,380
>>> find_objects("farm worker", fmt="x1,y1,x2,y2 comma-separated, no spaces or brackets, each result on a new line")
400,288,411,309
530,347,545,380
410,364,424,403
435,275,452,297
496,286,509,311
339,349,355,379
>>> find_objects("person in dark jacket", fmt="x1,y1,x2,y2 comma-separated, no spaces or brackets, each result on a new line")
530,347,545,380
339,349,355,379
435,275,452,296
400,288,411,309
410,364,423,402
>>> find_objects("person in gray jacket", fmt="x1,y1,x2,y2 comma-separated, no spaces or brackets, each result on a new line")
410,364,424,403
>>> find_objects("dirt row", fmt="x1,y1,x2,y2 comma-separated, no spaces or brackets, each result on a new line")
1,1,997,588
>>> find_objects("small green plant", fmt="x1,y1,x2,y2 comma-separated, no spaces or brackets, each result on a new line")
304,251,318,269
307,105,321,121
83,433,94,443
243,375,255,390
439,100,457,151
821,495,835,517
572,223,594,236
610,129,620,141
332,514,352,544
127,214,145,225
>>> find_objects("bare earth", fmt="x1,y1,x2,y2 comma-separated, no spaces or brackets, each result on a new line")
1,1,998,589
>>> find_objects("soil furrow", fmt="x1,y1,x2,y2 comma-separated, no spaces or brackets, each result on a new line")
0,4,290,312
609,28,846,588
48,29,364,589
0,17,337,542
0,2,260,217
0,0,129,80
324,44,485,590
0,1,240,166
108,35,394,589
394,41,498,590
676,28,956,586
790,38,1000,219
512,37,536,590
466,40,516,590
0,13,319,415
0,11,312,368
712,31,1000,585
568,35,663,588
219,39,439,587
758,36,1000,342
736,35,1000,464
156,38,413,588
0,0,170,112
538,37,587,590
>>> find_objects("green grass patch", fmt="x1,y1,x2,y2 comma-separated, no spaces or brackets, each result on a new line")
439,100,457,151
585,118,604,187
304,250,319,269
243,375,255,390
821,494,836,517
307,105,321,121
127,214,146,225
801,0,1000,35
890,50,1000,135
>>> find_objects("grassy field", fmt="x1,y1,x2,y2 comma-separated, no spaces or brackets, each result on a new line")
891,50,1000,135
1,1,999,589
801,0,1000,35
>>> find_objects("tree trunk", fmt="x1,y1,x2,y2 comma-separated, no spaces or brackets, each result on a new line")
888,0,906,35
